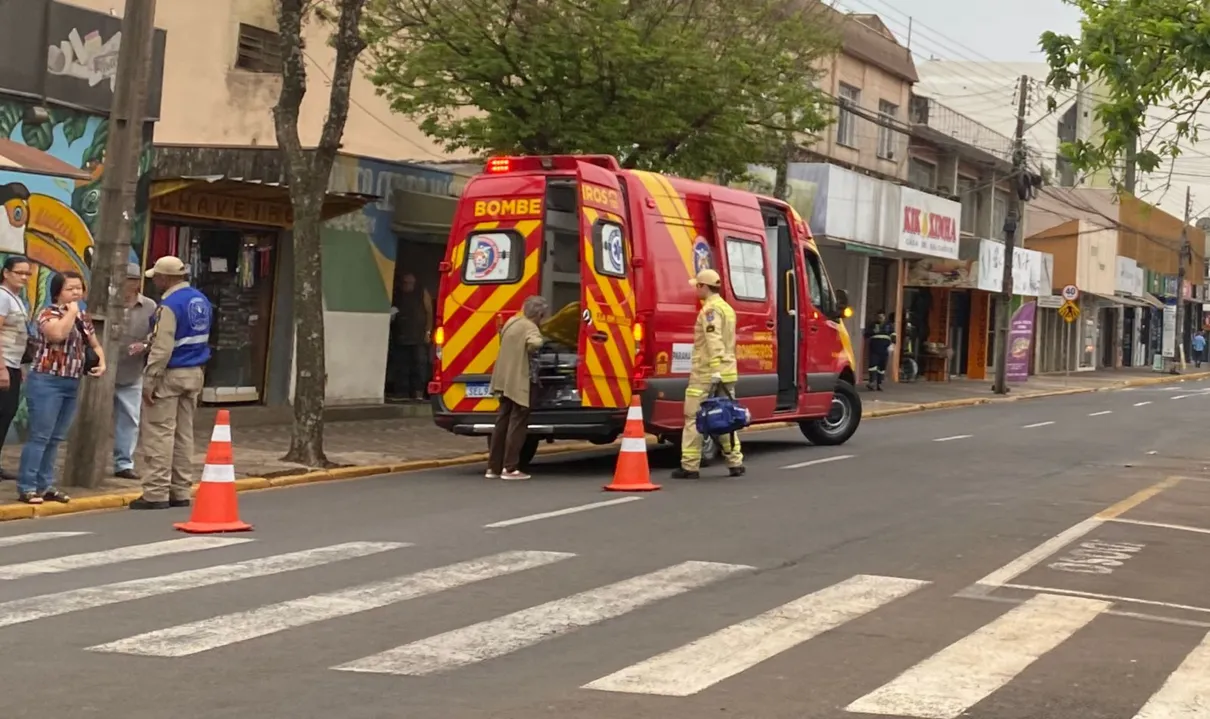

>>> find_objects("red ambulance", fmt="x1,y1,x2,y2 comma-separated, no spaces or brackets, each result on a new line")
429,155,862,467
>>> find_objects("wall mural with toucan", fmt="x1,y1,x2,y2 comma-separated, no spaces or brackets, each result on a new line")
0,95,152,441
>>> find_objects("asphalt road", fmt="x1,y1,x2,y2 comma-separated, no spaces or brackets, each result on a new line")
4,379,1210,719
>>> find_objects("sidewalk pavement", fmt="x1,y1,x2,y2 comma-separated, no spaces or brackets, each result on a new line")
0,366,1201,507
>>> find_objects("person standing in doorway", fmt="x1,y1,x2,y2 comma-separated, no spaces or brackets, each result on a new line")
0,256,32,480
1193,330,1206,368
487,295,548,480
130,256,211,511
390,272,433,401
112,263,157,480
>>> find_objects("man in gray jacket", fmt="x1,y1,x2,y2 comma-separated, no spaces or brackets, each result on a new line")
113,262,157,479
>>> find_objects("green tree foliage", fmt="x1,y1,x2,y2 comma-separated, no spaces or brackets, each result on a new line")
1041,0,1210,178
362,0,840,178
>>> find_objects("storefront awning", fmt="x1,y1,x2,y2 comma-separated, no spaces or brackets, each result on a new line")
391,188,457,233
1141,293,1167,309
150,175,377,224
1086,291,1153,309
0,138,92,181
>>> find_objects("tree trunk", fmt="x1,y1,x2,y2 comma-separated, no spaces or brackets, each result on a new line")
283,189,327,466
273,0,366,467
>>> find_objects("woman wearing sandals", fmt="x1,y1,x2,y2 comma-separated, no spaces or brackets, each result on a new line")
16,271,107,505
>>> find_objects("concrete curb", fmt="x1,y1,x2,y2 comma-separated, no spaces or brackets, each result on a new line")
3,370,1207,523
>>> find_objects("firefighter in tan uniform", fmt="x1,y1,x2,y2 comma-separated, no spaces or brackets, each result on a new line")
673,269,745,479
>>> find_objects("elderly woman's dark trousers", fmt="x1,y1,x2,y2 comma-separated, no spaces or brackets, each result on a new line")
488,396,531,473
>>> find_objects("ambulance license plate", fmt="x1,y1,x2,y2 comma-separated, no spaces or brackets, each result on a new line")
464,383,492,398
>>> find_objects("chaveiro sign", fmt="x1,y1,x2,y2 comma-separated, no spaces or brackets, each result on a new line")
898,187,961,260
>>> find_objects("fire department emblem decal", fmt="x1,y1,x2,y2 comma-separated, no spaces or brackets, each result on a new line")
601,224,625,274
469,235,501,278
693,237,713,273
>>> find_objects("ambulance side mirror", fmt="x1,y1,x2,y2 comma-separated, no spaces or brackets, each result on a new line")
832,289,850,320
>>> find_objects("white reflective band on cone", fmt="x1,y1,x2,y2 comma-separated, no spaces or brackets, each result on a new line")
626,405,643,421
620,437,647,453
210,424,231,442
201,463,236,483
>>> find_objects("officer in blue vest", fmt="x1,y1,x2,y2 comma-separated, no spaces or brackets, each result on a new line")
130,256,212,510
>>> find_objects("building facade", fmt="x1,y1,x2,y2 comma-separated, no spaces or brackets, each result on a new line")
57,0,476,407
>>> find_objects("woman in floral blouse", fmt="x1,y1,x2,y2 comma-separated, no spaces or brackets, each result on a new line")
17,271,106,504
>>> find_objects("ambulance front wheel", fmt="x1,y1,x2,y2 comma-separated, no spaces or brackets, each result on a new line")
799,380,862,446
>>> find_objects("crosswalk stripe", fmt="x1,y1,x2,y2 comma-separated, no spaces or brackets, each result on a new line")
1133,630,1210,718
0,532,91,548
844,593,1110,718
87,550,576,657
334,560,751,677
0,537,253,580
0,541,406,629
584,574,929,697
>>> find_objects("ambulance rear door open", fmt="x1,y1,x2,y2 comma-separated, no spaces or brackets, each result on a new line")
574,161,637,409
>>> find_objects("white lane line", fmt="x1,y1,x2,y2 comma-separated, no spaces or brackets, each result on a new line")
585,574,928,697
976,517,1103,588
1088,410,1113,417
1172,394,1194,400
335,560,751,676
1119,387,1137,391
844,594,1110,718
1107,518,1210,535
1133,631,1210,718
933,435,972,442
0,537,252,580
1135,401,1153,406
89,550,574,657
0,532,90,548
484,498,643,528
781,454,854,470
0,542,405,629
1022,421,1055,429
1001,584,1210,615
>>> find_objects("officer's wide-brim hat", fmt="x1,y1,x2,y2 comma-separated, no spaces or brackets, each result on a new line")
145,256,188,278
690,269,722,288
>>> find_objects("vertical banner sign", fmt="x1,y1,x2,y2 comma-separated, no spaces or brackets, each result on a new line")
1162,303,1177,358
1005,300,1036,382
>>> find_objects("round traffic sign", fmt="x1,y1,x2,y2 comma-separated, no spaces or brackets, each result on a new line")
1061,284,1080,301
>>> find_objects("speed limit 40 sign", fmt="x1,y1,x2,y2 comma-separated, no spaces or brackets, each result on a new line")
1061,284,1080,302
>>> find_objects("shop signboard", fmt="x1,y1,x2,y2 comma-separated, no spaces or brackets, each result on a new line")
1006,301,1036,382
976,239,1044,296
1163,302,1177,357
1116,256,1144,297
0,0,167,118
898,187,961,260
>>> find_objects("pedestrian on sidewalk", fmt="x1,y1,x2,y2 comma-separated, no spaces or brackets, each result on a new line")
16,271,106,505
112,263,156,480
130,257,211,511
486,295,548,481
864,312,895,391
1193,331,1206,368
0,255,32,480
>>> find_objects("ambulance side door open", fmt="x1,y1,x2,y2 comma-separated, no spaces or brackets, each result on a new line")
575,161,636,408
799,244,844,413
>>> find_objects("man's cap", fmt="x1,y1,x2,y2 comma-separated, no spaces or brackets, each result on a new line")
689,269,722,288
125,262,142,279
145,256,187,278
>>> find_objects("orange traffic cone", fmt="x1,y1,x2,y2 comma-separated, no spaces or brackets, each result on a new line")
604,396,660,492
175,410,253,534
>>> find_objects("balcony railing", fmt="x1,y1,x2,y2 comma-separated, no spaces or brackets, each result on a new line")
909,95,1014,164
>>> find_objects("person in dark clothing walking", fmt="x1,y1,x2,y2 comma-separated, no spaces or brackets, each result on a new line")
864,311,895,391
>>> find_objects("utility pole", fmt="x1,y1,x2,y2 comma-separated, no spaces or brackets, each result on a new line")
993,74,1030,395
1172,187,1193,374
63,0,158,488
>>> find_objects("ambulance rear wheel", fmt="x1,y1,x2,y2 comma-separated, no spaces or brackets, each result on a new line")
484,436,541,470
800,381,862,446
700,434,721,465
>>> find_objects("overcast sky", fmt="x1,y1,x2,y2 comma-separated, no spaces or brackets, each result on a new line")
832,0,1083,62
